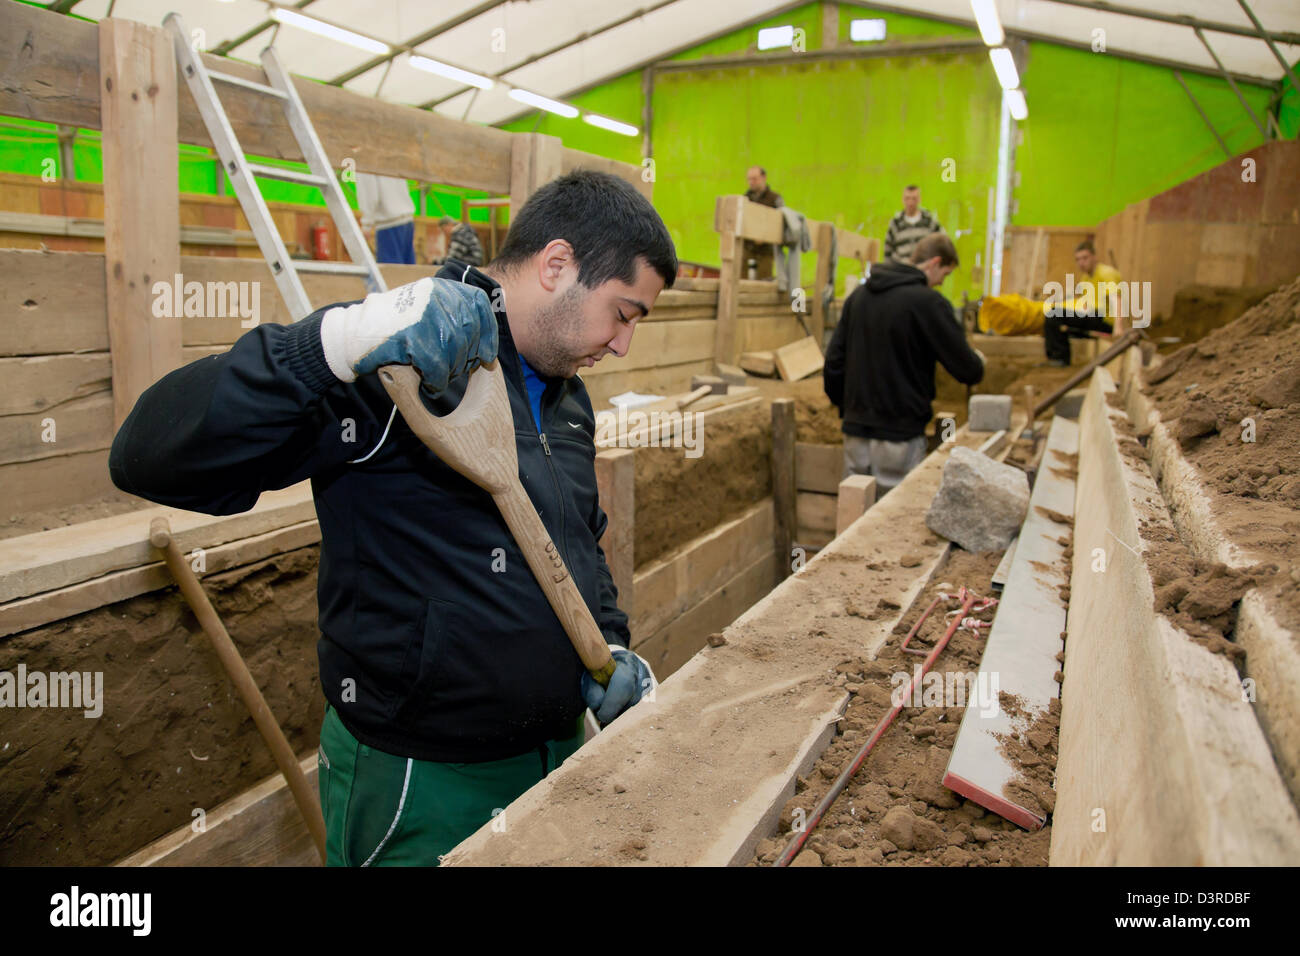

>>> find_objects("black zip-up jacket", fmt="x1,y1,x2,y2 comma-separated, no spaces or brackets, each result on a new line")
823,261,984,442
109,262,629,762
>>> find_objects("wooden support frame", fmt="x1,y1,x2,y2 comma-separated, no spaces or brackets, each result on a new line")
594,448,635,618
716,194,877,362
771,398,796,581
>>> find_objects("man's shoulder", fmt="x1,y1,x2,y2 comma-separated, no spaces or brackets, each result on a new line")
1094,263,1122,282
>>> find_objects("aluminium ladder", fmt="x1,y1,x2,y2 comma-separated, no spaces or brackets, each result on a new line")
164,13,387,320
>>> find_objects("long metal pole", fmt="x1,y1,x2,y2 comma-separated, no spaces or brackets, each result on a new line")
1173,70,1233,158
1235,0,1300,99
1194,28,1267,138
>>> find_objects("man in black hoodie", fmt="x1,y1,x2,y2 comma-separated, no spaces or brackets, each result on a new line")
110,171,677,864
824,233,984,493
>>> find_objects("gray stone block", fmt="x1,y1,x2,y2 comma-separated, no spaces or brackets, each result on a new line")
968,394,1013,432
925,446,1030,552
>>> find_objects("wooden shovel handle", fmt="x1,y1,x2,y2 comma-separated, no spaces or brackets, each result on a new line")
378,362,617,686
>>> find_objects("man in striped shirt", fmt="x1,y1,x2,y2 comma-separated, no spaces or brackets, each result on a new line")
435,216,484,266
883,185,942,265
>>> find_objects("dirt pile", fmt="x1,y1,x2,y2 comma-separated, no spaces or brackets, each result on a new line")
1152,283,1279,350
634,403,772,566
0,547,323,866
751,549,1052,867
1145,275,1300,505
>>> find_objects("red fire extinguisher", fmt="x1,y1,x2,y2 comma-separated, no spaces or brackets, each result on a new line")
311,221,331,260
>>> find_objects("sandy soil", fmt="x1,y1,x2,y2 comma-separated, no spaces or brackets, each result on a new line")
1151,283,1279,351
0,547,323,866
1140,275,1300,631
633,403,772,566
750,549,1054,867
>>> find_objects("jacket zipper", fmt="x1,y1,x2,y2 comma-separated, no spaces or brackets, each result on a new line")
509,351,568,559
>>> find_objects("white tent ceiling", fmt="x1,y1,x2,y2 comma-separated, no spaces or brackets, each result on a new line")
36,0,1300,127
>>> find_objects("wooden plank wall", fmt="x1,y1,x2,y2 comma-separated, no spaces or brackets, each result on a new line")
1093,139,1300,320
580,275,803,409
0,172,500,265
0,249,438,515
1001,226,1092,299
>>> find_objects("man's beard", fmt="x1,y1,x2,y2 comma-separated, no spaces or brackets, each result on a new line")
527,282,590,377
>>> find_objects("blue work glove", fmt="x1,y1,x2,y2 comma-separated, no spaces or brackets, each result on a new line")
319,277,498,394
581,645,656,727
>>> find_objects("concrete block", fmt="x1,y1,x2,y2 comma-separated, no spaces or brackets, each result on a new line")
968,394,1012,432
925,446,1030,552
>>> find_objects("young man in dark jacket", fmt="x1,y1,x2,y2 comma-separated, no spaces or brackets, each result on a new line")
109,170,676,865
823,232,984,493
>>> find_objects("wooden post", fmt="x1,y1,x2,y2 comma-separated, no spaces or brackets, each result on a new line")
510,132,563,220
100,19,182,429
771,398,796,581
835,474,876,537
821,2,840,47
810,220,833,348
594,448,635,617
714,195,745,367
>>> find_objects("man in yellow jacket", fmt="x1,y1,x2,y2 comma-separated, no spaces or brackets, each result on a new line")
1043,239,1123,365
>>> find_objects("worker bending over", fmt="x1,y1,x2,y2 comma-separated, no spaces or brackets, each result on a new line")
110,171,677,865
824,233,984,494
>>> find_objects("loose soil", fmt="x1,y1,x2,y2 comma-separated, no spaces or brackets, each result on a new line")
634,403,771,566
750,549,1053,867
1141,273,1300,630
0,547,323,866
1151,283,1279,351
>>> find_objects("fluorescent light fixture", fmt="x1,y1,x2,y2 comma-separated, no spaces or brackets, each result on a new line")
970,0,1004,46
989,47,1020,90
850,19,887,42
757,25,795,50
270,8,390,55
583,113,639,136
407,55,493,90
508,88,579,118
1005,88,1028,121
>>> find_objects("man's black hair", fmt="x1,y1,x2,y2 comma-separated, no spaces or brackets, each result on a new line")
492,169,677,290
1076,238,1096,254
904,183,920,191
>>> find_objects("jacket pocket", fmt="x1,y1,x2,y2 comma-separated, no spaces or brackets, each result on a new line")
395,596,452,722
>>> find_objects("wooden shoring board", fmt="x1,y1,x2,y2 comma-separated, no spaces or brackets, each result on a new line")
943,415,1078,830
1123,357,1300,806
593,396,761,451
795,442,842,494
117,753,321,867
441,418,1024,867
0,482,316,604
774,336,823,381
739,351,776,376
630,500,772,641
0,519,321,638
1049,369,1300,865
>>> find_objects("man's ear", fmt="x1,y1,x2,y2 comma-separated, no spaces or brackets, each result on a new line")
537,240,576,293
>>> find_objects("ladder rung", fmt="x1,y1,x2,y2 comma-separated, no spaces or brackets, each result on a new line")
206,69,288,99
293,260,372,276
247,162,328,187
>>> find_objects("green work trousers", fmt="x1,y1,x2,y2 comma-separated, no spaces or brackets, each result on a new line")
317,704,584,866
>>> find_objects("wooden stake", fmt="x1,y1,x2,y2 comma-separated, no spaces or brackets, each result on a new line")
771,398,796,580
